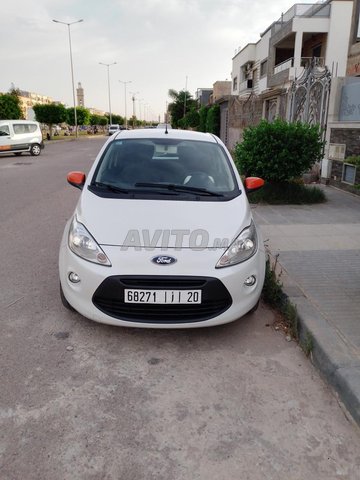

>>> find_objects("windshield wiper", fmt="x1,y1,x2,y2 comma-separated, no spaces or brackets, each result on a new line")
91,182,129,194
135,182,224,197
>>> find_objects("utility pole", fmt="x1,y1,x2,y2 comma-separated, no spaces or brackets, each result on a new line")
119,80,131,128
99,62,117,125
183,75,188,117
52,18,83,138
129,91,139,129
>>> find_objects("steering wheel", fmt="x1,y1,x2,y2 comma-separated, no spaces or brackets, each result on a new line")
184,172,215,188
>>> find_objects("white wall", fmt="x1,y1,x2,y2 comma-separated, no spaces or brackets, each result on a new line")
231,44,256,95
254,30,271,94
326,1,353,76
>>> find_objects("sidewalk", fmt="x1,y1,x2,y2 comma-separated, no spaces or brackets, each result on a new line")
252,185,360,425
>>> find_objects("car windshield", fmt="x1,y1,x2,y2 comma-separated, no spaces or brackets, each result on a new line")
91,138,238,201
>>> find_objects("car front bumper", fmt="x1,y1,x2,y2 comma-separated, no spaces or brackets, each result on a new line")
59,226,266,329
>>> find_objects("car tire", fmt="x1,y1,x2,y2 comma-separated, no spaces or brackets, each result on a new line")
14,152,22,156
60,283,75,311
30,143,41,156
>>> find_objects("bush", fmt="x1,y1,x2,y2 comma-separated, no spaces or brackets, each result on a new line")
205,104,220,136
248,181,326,204
198,106,208,132
234,119,324,182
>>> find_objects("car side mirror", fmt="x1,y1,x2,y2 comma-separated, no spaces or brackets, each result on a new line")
67,171,86,190
245,177,265,193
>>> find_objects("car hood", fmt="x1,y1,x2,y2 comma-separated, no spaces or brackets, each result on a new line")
75,190,252,249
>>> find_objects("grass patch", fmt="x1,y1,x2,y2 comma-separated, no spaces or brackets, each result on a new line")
262,257,284,309
300,331,314,357
262,258,299,341
248,181,326,204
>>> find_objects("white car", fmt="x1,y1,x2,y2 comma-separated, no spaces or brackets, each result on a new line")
0,120,44,156
108,124,120,135
59,129,265,328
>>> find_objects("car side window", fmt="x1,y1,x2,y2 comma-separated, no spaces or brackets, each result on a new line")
0,125,10,136
27,124,37,133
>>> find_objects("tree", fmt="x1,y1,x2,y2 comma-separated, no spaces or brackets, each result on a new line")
33,103,67,138
67,107,91,127
89,114,102,126
198,106,208,133
179,107,200,130
112,114,125,125
168,89,198,128
0,93,22,120
234,119,324,182
205,104,220,136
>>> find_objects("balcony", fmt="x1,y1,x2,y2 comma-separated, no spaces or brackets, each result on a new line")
273,56,325,75
275,2,330,27
239,79,253,93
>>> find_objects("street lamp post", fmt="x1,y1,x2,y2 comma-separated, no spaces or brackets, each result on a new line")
138,98,144,124
99,62,117,125
52,18,83,138
183,75,188,117
144,103,149,126
129,91,139,129
119,80,131,129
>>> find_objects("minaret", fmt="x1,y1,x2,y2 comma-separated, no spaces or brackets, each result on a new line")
77,82,84,107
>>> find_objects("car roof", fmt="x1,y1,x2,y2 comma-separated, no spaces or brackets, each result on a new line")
111,128,217,143
0,120,39,124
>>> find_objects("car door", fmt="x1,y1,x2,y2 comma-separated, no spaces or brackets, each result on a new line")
0,123,11,153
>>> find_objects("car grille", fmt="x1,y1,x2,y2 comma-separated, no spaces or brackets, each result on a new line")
92,275,232,324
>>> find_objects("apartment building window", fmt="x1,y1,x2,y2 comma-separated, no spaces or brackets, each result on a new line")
260,60,268,77
233,76,238,91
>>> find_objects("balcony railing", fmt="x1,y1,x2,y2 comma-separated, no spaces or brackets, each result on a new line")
273,57,325,75
276,2,330,24
239,79,253,92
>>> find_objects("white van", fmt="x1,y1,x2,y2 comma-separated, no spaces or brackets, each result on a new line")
108,124,120,136
0,120,44,156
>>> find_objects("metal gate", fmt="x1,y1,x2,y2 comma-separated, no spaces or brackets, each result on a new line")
288,58,331,133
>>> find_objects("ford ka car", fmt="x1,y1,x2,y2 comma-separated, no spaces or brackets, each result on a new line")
59,129,265,328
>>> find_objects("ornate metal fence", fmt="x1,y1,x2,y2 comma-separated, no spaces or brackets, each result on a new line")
288,58,331,135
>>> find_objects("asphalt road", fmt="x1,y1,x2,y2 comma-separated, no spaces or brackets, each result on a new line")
1,137,359,480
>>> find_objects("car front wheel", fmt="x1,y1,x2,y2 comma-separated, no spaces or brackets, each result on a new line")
30,143,41,156
60,283,75,311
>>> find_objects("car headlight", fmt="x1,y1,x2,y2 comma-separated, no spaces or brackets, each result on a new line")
216,221,257,268
68,217,111,266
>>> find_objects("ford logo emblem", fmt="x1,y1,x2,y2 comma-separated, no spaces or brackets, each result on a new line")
152,255,177,265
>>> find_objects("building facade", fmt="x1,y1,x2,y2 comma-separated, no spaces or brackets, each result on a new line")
227,0,354,151
18,90,54,120
322,0,360,192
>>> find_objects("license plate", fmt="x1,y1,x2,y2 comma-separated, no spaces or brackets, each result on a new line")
124,289,202,304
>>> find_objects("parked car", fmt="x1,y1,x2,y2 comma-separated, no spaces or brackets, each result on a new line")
0,120,44,156
108,124,120,135
156,123,172,129
59,129,265,328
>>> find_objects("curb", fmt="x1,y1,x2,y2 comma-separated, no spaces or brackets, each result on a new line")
268,251,360,426
43,135,107,145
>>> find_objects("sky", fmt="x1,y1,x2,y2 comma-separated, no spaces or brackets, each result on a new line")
1,0,317,121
